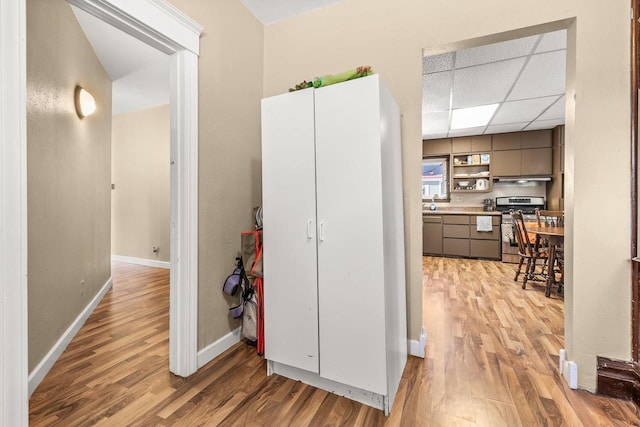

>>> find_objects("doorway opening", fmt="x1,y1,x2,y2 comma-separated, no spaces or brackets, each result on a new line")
420,23,572,404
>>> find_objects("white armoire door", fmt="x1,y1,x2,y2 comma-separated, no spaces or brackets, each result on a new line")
262,89,319,373
314,76,388,394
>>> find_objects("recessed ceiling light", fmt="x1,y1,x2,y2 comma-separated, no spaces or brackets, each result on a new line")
451,104,499,130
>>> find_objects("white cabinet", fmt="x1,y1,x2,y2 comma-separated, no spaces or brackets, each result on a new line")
261,75,407,415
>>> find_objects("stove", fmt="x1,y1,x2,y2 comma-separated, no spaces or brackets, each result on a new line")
496,196,545,263
495,196,545,215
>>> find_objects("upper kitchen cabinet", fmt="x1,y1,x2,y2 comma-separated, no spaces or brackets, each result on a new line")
423,138,451,155
492,130,552,177
451,135,492,153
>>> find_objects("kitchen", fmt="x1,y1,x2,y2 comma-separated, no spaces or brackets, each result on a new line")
421,29,566,266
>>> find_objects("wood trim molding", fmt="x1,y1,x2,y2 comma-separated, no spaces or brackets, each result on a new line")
0,0,29,425
597,357,640,405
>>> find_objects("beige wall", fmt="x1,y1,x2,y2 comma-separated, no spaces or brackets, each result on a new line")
263,0,630,391
112,105,170,262
27,0,112,371
167,0,264,348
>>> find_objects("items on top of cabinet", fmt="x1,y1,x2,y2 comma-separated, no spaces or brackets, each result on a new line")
288,65,374,92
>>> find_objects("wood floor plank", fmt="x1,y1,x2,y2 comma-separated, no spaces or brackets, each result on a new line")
28,259,640,426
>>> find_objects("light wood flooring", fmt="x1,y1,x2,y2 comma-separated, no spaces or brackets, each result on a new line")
29,258,640,426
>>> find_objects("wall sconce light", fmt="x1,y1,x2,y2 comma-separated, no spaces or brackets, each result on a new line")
74,86,96,119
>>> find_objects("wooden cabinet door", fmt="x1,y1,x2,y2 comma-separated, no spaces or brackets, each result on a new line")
451,137,471,153
492,132,521,150
470,240,500,259
521,129,552,148
471,135,492,152
492,149,521,176
262,89,319,373
314,76,387,395
423,138,451,155
521,148,552,175
443,238,470,257
423,218,443,255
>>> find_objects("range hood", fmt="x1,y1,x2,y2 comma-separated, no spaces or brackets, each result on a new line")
494,176,552,183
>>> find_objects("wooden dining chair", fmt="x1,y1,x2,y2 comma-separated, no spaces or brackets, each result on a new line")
511,210,548,289
535,209,564,291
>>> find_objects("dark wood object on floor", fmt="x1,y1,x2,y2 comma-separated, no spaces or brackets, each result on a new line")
29,260,640,425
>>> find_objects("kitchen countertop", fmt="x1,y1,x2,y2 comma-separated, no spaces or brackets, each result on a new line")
422,207,502,216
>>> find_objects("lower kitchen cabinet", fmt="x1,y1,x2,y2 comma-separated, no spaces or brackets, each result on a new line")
423,214,501,260
423,216,443,255
443,215,470,257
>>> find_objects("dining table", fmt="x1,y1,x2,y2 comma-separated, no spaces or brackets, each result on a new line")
527,225,565,297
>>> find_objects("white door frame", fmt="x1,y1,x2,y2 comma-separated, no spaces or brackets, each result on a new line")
0,1,28,425
66,0,204,376
0,1,202,424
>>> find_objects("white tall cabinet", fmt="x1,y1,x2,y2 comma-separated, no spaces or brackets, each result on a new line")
261,75,407,414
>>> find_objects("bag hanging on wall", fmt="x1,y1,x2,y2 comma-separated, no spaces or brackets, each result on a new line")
222,257,249,296
224,257,250,319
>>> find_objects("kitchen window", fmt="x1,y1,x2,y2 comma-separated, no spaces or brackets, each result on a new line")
422,156,449,201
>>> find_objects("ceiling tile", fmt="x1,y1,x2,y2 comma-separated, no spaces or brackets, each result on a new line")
486,122,528,134
538,95,565,120
523,118,564,131
423,52,454,74
423,72,452,111
456,35,539,68
507,50,566,101
422,111,450,133
535,30,567,53
448,126,486,137
491,96,559,125
451,58,526,108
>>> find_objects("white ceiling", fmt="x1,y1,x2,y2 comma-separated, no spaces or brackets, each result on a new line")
71,5,170,115
71,2,565,133
240,0,343,25
422,30,566,139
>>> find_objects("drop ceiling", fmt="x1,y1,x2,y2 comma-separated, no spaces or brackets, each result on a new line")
422,30,566,139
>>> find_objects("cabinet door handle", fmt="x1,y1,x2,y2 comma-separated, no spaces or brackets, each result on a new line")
307,219,313,239
319,222,325,241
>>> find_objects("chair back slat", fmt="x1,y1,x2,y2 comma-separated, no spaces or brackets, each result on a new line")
510,209,534,256
535,209,564,227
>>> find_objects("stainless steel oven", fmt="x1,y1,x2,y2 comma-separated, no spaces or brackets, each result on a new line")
496,196,545,263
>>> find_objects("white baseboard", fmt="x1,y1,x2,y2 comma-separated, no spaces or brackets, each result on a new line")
197,327,242,368
111,254,170,269
559,349,578,389
28,277,113,396
408,327,427,358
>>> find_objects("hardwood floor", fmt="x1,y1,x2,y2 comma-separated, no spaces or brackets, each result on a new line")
29,258,640,426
